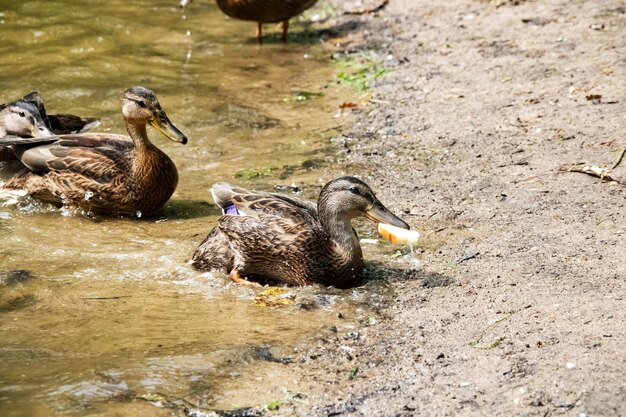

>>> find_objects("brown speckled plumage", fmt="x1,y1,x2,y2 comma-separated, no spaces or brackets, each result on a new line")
0,87,187,217
192,177,410,287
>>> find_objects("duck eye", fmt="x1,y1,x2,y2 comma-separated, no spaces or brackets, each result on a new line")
348,186,361,195
137,100,147,108
19,111,26,117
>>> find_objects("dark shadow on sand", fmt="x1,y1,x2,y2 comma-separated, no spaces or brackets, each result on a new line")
245,19,365,45
362,262,455,288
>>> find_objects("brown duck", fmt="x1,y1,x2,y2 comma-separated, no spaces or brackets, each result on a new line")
0,86,187,217
181,0,319,42
192,176,410,287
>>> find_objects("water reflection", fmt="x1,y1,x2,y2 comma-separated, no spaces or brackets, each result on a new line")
0,1,386,416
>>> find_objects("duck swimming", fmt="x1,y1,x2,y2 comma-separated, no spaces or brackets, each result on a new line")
0,86,187,217
0,99,51,163
1,93,100,162
0,99,51,139
181,0,318,43
192,176,409,287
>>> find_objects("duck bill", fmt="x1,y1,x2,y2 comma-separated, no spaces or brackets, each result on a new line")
151,112,188,145
31,125,52,138
364,200,410,230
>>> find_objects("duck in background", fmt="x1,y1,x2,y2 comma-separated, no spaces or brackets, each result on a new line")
180,0,318,43
0,86,187,217
0,99,51,139
192,176,410,288
1,92,100,162
21,91,100,135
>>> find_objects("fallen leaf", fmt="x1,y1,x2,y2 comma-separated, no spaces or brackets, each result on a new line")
254,288,296,307
267,399,281,410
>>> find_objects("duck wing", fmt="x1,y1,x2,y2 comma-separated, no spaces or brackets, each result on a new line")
0,135,57,162
217,212,321,284
3,133,132,177
211,182,317,222
0,135,58,146
192,183,320,277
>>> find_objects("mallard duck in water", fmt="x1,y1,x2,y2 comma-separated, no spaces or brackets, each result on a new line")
1,93,100,161
181,0,318,43
0,86,187,217
0,99,51,162
192,176,410,287
0,99,51,139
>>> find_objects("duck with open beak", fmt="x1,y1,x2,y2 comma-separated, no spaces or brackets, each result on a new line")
192,176,415,287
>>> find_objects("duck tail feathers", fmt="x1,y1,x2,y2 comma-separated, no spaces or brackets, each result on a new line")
79,118,101,133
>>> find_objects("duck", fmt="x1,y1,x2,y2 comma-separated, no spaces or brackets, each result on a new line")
1,93,100,162
181,0,319,43
0,99,51,139
0,99,51,162
0,86,188,217
191,176,410,287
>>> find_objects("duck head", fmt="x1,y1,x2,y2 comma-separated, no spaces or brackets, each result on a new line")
122,86,188,144
319,176,410,229
0,100,52,138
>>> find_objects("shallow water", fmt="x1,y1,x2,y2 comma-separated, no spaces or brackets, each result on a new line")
0,1,402,416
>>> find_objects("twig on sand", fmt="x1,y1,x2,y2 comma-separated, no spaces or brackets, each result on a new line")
469,311,515,349
559,164,624,185
345,0,389,15
612,148,626,169
456,251,479,264
469,305,531,349
83,295,132,300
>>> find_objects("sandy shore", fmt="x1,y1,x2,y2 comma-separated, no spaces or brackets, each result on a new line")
282,1,625,415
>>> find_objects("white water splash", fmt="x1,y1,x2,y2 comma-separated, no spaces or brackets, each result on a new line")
407,244,421,269
0,188,27,206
